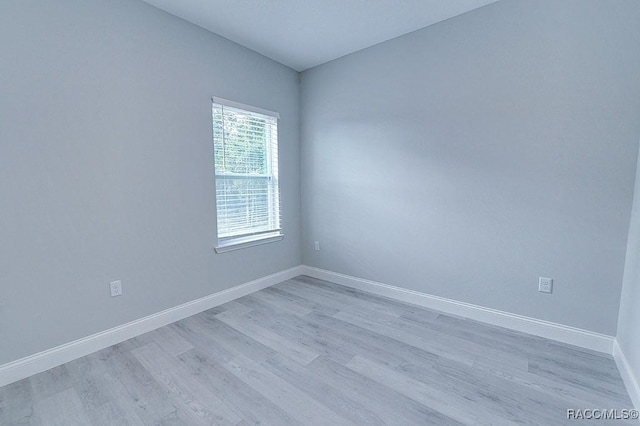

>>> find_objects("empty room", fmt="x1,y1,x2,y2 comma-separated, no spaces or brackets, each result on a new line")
2,0,640,424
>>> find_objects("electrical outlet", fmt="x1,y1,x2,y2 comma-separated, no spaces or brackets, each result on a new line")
538,277,553,294
314,241,320,251
110,280,122,297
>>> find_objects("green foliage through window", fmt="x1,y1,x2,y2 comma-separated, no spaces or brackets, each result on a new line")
212,101,280,242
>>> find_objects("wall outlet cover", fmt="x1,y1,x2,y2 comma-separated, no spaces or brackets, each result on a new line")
539,277,553,294
110,280,123,297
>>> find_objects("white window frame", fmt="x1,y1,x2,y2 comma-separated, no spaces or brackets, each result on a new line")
212,97,283,253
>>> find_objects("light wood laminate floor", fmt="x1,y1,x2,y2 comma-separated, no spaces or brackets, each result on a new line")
0,276,634,425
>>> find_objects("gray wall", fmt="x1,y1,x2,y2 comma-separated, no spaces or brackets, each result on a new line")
618,145,640,394
0,0,300,365
300,0,640,335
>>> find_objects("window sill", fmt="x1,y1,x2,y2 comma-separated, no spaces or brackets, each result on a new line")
214,233,284,253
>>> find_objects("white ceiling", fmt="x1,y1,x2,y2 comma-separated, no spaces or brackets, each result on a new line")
141,0,499,71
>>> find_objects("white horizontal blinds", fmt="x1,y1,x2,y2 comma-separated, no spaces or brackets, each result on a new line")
212,100,280,241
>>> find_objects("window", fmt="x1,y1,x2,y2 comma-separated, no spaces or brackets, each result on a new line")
212,97,282,252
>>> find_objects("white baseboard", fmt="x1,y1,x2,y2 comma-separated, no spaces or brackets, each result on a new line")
301,266,615,354
0,266,303,388
0,264,621,390
614,340,640,410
